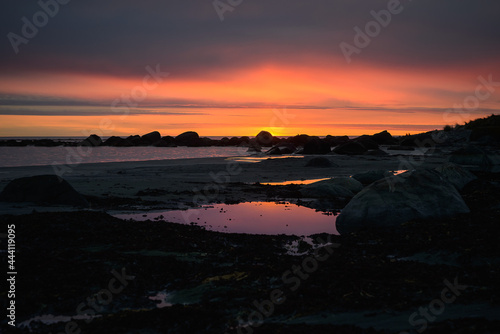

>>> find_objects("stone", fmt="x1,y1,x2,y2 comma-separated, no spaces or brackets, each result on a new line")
0,175,89,207
336,169,470,234
435,162,477,191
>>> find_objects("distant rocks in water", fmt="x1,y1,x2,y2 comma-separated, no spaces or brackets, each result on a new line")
352,170,393,185
305,157,338,168
154,136,177,147
141,131,161,145
175,131,200,146
301,177,363,199
79,134,102,147
0,175,88,207
371,130,395,145
333,141,367,155
256,131,273,146
266,143,296,155
303,138,331,154
103,136,123,146
325,135,350,146
336,169,470,234
435,162,477,191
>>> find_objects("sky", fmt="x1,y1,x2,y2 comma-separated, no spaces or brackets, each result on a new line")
1,0,499,137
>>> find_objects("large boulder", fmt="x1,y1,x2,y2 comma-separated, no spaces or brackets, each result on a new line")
141,131,161,145
469,126,500,145
79,134,102,147
0,175,89,207
256,131,273,146
333,141,367,155
103,136,123,146
301,177,363,198
303,138,331,154
435,163,477,191
352,170,393,185
449,146,491,167
336,169,470,234
371,130,395,145
175,131,200,146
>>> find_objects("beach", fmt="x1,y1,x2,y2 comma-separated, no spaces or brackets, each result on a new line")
1,136,500,333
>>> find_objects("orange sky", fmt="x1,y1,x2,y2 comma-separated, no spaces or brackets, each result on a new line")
1,59,499,137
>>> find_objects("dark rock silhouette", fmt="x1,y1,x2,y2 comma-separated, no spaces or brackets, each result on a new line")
103,136,123,146
141,131,161,145
354,137,379,150
301,177,363,198
303,138,331,154
352,170,393,185
175,131,200,146
0,175,88,207
333,141,367,155
435,162,477,190
371,130,395,145
256,131,273,146
80,134,102,147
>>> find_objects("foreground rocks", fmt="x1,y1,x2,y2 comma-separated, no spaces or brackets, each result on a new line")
336,169,470,234
0,175,88,207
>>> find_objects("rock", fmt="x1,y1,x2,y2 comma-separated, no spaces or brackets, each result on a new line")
435,163,477,190
470,126,500,144
301,177,363,198
400,133,433,147
325,135,350,146
80,134,102,147
277,143,297,154
175,131,200,146
256,131,273,146
336,169,470,234
141,131,161,145
333,141,367,155
305,157,338,168
449,146,491,167
352,170,393,185
303,138,331,154
267,147,282,155
371,130,395,145
125,135,142,146
103,136,123,146
0,175,89,207
247,139,262,152
364,149,389,156
354,136,379,150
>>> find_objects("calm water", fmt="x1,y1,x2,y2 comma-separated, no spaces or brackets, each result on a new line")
114,202,339,236
0,146,250,168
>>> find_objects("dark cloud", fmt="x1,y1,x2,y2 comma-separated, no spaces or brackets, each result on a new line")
1,0,499,79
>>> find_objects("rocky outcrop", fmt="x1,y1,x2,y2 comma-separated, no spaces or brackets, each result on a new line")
305,157,338,168
336,169,470,234
0,175,88,207
435,163,477,190
141,131,161,145
303,138,331,154
301,177,363,198
175,132,200,146
80,134,102,147
333,141,367,155
352,170,393,185
371,130,395,145
256,131,273,146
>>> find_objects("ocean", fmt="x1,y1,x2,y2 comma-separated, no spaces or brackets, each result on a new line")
0,146,250,168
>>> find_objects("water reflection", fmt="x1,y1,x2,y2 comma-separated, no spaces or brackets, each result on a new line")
114,201,338,236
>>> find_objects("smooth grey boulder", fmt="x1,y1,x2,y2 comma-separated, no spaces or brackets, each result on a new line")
435,163,477,190
0,175,89,207
301,177,363,198
336,169,470,234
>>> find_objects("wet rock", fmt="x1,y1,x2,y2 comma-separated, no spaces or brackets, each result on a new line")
79,134,102,147
336,169,470,234
364,149,389,156
301,177,363,198
333,141,367,155
175,131,200,146
435,162,477,190
303,138,331,154
305,157,337,168
352,170,393,185
0,175,89,207
256,131,273,146
141,131,161,145
267,147,282,155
